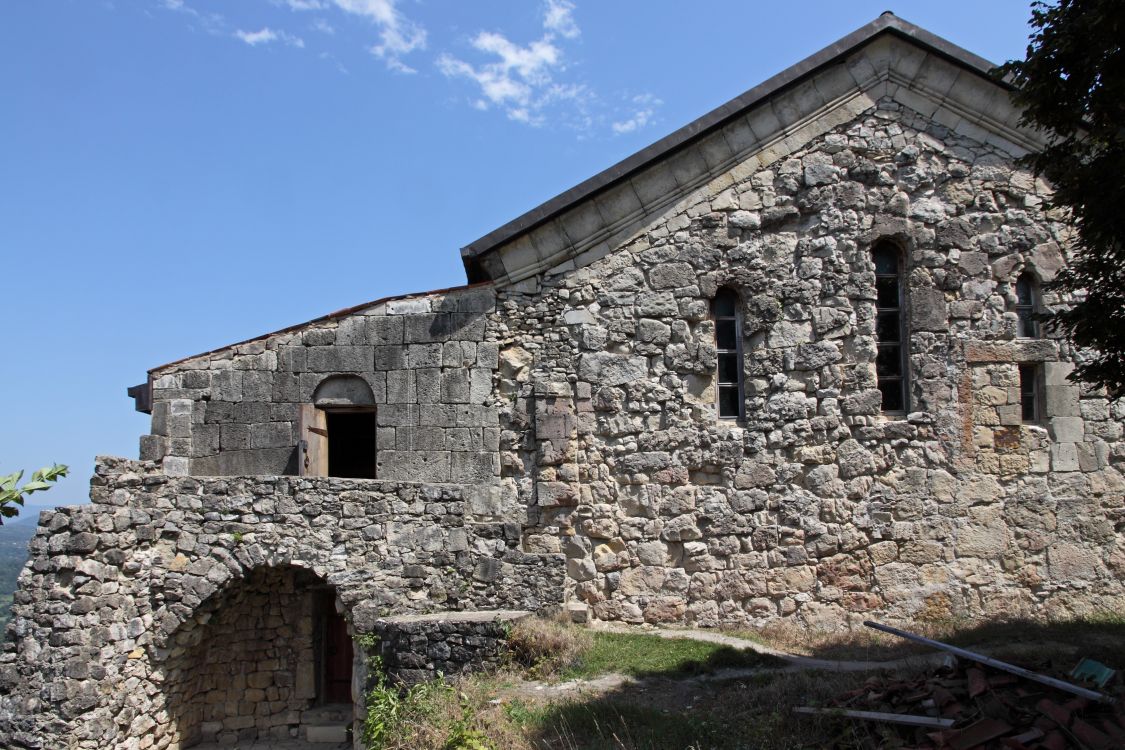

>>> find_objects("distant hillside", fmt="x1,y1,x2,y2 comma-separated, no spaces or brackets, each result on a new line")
0,515,41,631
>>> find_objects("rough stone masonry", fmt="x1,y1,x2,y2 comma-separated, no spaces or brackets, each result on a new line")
2,13,1123,750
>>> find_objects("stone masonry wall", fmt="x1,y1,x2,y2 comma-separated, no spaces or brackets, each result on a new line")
168,567,317,746
135,90,1125,635
143,285,501,485
370,610,529,686
494,96,1125,629
0,458,563,749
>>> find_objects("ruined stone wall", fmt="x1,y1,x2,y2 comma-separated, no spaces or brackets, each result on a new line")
492,97,1125,629
0,458,563,749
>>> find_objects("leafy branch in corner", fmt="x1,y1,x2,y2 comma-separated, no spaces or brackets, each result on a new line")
997,0,1125,394
0,464,68,524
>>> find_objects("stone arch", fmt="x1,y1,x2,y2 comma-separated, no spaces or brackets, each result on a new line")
305,375,378,479
157,562,359,748
312,374,376,407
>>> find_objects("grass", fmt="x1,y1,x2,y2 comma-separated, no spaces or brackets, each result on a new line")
563,631,774,680
358,611,1125,750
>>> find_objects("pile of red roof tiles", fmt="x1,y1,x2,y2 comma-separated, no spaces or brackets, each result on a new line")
819,658,1123,749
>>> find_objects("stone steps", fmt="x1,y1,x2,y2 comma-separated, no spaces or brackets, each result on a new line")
301,703,351,744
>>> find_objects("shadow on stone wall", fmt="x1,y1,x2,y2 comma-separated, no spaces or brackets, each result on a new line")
162,565,350,747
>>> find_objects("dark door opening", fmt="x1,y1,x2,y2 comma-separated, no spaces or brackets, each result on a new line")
324,608,353,704
326,410,376,479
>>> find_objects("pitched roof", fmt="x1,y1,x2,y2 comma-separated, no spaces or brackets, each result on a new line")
459,12,1018,283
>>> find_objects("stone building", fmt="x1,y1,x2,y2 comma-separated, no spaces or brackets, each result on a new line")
3,12,1124,749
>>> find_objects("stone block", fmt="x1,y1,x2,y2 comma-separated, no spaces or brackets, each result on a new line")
335,316,368,345
1049,417,1084,443
441,369,471,403
139,434,167,461
537,481,578,507
376,450,450,482
469,369,492,404
373,345,406,371
449,452,499,483
367,316,404,346
1050,442,1080,472
396,426,444,451
649,262,696,289
386,297,431,315
1044,361,1075,387
416,368,441,403
577,353,647,386
377,404,419,427
405,313,455,343
306,346,373,372
909,287,948,332
405,344,442,369
1043,385,1080,418
387,370,417,404
307,726,348,743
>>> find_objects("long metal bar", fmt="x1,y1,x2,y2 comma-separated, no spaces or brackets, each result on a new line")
793,706,955,728
863,620,1111,703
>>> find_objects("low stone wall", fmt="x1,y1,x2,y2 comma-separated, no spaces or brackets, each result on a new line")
0,458,564,749
369,610,529,686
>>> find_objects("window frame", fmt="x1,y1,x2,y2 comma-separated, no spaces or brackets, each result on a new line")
1018,363,1042,424
1015,273,1039,339
872,241,909,415
713,287,746,421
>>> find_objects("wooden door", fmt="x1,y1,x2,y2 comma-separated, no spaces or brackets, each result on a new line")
324,609,353,704
297,404,328,477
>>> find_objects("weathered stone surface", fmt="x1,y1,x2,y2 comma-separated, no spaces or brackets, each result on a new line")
577,353,648,386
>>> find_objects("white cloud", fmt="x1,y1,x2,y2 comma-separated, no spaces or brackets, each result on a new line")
235,27,305,48
331,0,426,72
312,18,335,34
283,0,324,9
438,0,587,126
612,94,662,135
158,0,226,35
543,0,579,39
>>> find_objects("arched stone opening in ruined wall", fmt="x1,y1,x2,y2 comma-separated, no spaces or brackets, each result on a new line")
160,565,357,748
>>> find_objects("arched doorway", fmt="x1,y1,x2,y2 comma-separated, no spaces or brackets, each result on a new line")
162,565,355,747
300,375,378,478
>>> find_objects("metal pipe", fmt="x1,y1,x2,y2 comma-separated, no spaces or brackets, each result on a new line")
863,620,1111,704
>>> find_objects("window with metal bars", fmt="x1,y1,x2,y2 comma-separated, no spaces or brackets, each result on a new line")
1016,273,1039,338
713,287,744,420
873,241,908,413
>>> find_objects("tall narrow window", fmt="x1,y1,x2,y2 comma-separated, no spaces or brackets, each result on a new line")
1015,273,1038,338
1019,364,1040,423
873,242,907,413
713,288,744,420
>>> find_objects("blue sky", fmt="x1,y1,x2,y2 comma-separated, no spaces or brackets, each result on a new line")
2,0,1037,513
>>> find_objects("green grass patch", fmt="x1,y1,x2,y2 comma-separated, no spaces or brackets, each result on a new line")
563,631,773,680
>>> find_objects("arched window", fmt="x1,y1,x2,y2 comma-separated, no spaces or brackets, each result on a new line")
1015,273,1039,338
873,241,907,413
713,287,745,420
